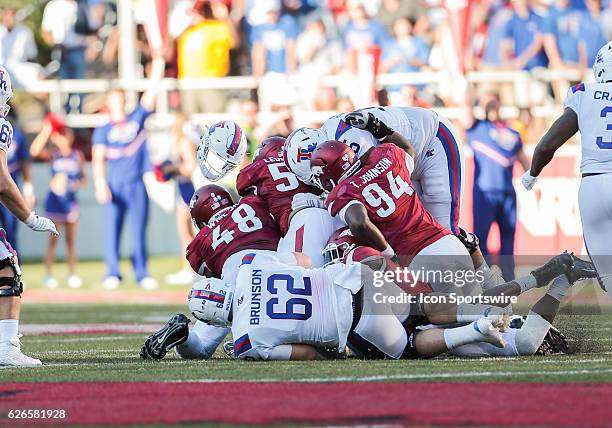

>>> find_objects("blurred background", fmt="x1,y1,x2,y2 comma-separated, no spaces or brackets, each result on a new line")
0,0,602,287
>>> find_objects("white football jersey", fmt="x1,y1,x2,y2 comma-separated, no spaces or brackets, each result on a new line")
231,253,359,360
321,107,439,161
0,117,14,153
565,82,612,174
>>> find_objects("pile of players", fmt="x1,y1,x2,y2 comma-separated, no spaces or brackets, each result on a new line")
141,105,598,362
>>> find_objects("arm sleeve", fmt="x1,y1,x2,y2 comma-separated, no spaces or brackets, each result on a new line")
91,126,106,146
236,167,257,196
564,86,583,114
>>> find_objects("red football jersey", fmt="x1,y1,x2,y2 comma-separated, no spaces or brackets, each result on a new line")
236,156,321,235
186,196,281,277
326,144,449,258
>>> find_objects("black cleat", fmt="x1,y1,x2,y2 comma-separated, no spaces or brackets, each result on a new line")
140,314,190,360
535,325,569,355
531,252,574,287
565,254,599,284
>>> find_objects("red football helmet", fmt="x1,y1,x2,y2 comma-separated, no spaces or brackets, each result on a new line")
190,184,234,230
310,140,359,192
322,227,358,266
253,136,286,162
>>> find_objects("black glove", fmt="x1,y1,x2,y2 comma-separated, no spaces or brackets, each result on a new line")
345,111,394,140
457,227,480,255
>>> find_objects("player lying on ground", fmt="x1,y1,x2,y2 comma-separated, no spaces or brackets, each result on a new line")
323,228,595,357
522,41,612,299
0,66,59,367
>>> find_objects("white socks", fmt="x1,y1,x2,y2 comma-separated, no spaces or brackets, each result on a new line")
443,320,488,350
547,275,571,302
0,319,18,342
515,274,538,294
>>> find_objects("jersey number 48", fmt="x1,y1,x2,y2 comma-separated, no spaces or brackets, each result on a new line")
211,204,263,250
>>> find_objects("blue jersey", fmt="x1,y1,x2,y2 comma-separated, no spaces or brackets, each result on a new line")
482,8,513,66
503,10,548,70
6,125,29,183
342,19,389,50
92,104,152,187
544,7,583,64
250,15,299,74
467,120,522,193
579,11,607,67
50,150,82,195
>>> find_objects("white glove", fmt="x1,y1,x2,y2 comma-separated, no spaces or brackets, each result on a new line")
521,171,538,191
291,193,326,211
24,212,59,236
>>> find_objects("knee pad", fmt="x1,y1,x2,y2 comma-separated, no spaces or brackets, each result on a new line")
0,257,23,297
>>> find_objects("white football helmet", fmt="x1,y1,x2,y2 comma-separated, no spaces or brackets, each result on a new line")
197,121,247,181
283,127,326,185
594,41,612,83
319,115,379,158
0,66,13,117
188,277,234,328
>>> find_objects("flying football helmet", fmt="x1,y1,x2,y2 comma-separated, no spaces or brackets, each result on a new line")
594,41,612,83
189,184,234,230
188,277,234,328
0,66,13,117
309,140,360,193
283,127,326,185
197,121,247,181
253,136,286,162
322,227,357,266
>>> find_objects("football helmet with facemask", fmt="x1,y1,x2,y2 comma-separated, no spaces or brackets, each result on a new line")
593,41,612,83
283,127,326,185
189,184,234,231
0,66,13,117
197,121,247,181
188,277,234,328
253,136,286,162
322,227,357,266
309,140,360,193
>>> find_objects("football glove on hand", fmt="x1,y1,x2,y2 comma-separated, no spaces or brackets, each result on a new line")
25,212,59,236
521,171,538,191
291,193,326,211
345,111,394,140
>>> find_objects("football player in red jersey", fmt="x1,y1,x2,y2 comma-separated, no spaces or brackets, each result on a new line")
186,184,282,282
236,137,342,267
310,140,481,295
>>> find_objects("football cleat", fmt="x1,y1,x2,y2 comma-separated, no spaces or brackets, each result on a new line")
0,336,42,367
531,252,574,287
565,254,599,284
140,314,190,360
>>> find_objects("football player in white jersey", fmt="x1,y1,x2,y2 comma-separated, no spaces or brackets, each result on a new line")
186,252,518,361
522,41,612,298
323,106,465,235
0,66,59,367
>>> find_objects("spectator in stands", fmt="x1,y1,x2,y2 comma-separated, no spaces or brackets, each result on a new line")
177,0,237,114
465,92,531,281
0,7,40,87
91,58,164,290
251,0,298,78
0,109,34,254
380,17,429,74
580,0,608,67
479,3,514,69
543,0,585,70
501,0,548,71
375,0,427,34
30,114,86,289
342,0,390,73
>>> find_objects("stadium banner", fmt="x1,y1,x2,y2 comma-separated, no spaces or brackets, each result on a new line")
460,146,584,256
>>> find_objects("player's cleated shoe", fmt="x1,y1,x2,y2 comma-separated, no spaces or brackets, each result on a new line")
139,277,159,290
531,252,574,287
0,336,42,367
535,325,569,355
565,254,599,284
474,318,506,348
165,269,195,286
67,274,83,289
44,276,59,289
140,314,190,360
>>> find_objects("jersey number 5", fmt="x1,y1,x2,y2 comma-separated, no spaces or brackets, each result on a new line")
266,274,312,320
597,106,612,149
268,163,300,192
362,171,414,218
211,204,263,250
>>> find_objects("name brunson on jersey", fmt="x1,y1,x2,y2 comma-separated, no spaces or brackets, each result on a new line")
358,157,393,186
250,269,262,325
